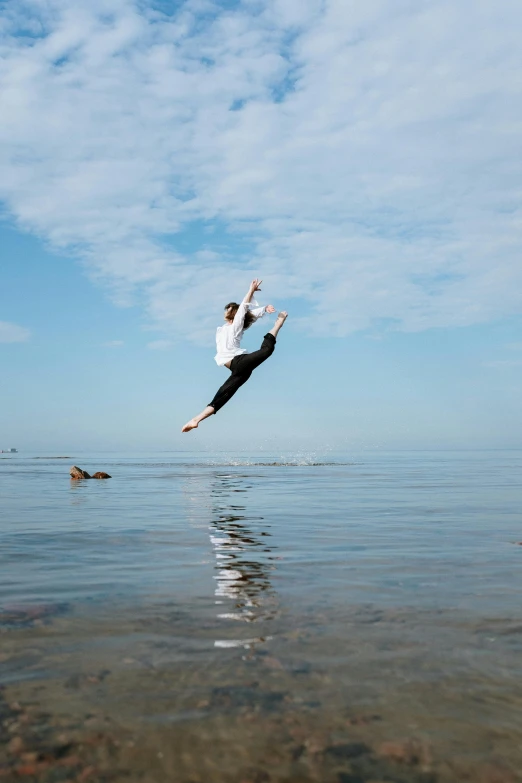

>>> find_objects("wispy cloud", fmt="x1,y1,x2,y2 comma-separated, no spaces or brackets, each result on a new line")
483,359,522,369
0,321,30,343
1,0,522,341
146,339,172,351
103,340,124,347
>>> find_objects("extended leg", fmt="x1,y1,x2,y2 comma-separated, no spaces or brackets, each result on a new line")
269,311,288,340
231,329,278,377
208,369,252,413
181,405,215,433
229,312,287,378
182,369,252,432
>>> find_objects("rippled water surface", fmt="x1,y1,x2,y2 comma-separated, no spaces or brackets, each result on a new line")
1,450,522,782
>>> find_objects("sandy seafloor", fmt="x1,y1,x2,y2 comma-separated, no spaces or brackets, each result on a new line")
1,449,522,782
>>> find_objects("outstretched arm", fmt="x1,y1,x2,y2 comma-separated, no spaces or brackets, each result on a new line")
249,303,276,319
243,277,263,304
232,279,263,332
243,279,276,315
242,278,262,304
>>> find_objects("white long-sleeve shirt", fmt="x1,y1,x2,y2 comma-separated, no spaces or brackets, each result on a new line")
214,300,267,366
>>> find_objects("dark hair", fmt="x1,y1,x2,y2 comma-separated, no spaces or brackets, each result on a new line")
224,302,256,330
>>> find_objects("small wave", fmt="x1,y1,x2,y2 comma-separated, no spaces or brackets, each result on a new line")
66,460,355,469
206,461,354,467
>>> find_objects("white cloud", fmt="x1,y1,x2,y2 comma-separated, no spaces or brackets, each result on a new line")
0,321,30,343
483,359,522,369
147,339,173,350
102,339,124,347
1,0,522,342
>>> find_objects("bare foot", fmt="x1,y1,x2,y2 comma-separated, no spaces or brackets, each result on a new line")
269,311,288,340
181,418,199,433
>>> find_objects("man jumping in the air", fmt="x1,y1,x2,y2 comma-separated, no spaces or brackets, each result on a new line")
182,279,288,432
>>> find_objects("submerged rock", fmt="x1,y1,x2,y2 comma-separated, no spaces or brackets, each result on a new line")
91,472,111,479
0,602,68,628
377,738,432,769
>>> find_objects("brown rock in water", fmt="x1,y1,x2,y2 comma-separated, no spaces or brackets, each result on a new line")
8,736,25,754
377,738,432,769
91,472,111,479
478,764,518,783
70,466,91,480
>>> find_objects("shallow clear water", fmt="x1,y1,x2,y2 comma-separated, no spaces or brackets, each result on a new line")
1,450,522,782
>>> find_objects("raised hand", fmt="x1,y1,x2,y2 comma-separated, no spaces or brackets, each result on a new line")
250,278,262,292
266,304,276,314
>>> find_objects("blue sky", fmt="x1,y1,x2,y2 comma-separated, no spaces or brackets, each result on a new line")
1,0,522,452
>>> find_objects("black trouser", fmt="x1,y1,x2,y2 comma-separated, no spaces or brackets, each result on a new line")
209,333,276,413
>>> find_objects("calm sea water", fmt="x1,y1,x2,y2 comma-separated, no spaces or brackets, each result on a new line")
1,450,522,782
